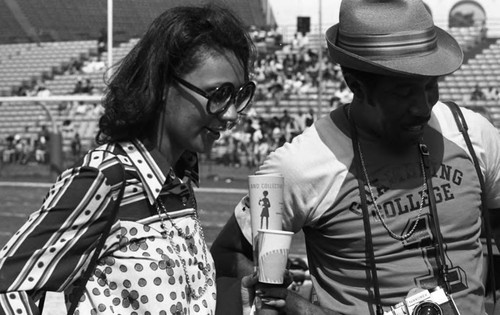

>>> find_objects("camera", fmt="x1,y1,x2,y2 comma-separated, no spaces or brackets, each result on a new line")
383,286,460,315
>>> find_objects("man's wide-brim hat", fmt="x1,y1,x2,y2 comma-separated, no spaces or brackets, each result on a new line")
326,0,464,77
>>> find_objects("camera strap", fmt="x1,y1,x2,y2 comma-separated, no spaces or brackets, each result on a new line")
347,106,384,315
444,101,496,304
347,102,496,312
419,143,453,294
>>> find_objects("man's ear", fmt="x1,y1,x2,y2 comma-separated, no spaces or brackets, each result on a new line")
343,72,365,101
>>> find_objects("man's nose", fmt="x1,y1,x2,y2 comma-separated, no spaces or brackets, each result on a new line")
409,93,433,118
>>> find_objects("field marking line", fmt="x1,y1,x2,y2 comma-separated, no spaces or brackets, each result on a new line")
0,181,247,194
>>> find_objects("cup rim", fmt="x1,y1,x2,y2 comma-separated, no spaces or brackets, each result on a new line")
248,173,283,178
257,229,293,235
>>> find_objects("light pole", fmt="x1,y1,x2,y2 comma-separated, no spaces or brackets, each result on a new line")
317,0,323,118
107,0,113,80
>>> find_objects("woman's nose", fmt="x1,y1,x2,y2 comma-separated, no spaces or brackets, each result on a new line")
218,100,239,121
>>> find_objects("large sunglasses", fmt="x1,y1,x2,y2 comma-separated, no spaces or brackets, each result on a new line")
173,76,256,115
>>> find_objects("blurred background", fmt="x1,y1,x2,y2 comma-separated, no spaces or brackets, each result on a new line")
0,0,499,312
0,0,499,178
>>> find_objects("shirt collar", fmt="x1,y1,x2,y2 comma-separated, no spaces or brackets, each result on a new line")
118,139,199,205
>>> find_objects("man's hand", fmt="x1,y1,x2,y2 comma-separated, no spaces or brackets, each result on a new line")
241,270,293,314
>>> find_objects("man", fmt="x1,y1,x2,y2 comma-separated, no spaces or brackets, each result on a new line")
211,0,500,314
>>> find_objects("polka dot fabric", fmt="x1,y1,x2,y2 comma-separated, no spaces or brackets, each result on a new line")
70,213,216,314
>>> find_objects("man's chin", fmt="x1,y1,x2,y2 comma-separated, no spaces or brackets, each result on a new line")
383,136,421,152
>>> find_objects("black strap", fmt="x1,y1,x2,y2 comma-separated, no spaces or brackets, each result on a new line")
419,144,452,294
38,150,126,315
443,101,496,304
347,106,384,315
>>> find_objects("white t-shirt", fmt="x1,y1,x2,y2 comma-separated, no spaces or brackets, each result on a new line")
235,101,500,314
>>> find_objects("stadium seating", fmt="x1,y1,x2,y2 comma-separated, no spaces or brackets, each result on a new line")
0,0,270,45
0,24,499,162
0,40,97,96
440,37,500,127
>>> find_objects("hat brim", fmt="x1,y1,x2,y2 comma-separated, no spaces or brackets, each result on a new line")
326,24,464,77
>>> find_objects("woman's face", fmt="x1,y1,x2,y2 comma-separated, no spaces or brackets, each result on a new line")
161,49,246,159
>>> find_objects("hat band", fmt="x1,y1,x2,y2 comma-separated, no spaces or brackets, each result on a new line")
337,27,438,58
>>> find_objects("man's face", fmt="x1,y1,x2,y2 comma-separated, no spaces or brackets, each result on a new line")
362,74,439,147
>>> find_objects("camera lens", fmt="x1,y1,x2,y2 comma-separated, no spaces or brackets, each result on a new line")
412,301,442,315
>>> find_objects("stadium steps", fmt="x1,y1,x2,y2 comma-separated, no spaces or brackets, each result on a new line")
0,0,270,45
0,40,98,95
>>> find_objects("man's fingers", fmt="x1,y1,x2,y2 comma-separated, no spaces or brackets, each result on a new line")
256,286,288,299
241,272,259,288
261,298,286,308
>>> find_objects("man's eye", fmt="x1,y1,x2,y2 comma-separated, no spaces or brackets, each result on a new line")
394,88,411,96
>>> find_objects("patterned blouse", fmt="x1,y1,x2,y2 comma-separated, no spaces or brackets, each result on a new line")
0,139,216,315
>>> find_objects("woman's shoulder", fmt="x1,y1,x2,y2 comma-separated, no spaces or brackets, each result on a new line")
77,144,128,185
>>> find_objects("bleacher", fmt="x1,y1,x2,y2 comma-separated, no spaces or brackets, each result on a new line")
0,0,275,158
0,0,271,45
440,38,500,128
0,40,97,96
0,20,499,159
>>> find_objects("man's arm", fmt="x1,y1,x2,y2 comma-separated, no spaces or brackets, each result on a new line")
490,208,500,257
282,291,342,315
211,214,254,315
210,213,254,278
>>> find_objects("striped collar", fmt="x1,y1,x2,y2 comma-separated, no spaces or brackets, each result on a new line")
118,139,199,205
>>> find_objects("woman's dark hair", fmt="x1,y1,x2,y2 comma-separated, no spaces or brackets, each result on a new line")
96,4,256,144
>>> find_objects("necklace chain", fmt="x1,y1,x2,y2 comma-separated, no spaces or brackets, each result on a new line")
154,184,210,299
350,105,428,241
357,142,427,240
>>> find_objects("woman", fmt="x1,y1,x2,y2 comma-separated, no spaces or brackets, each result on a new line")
0,4,256,314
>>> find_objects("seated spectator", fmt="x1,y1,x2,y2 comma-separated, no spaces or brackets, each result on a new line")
35,136,47,164
293,109,307,134
483,86,499,101
61,119,75,138
81,79,94,94
36,85,51,97
72,77,85,94
71,133,82,162
2,135,15,163
97,28,107,61
81,57,105,73
330,96,342,110
57,102,70,116
305,108,315,127
470,84,485,100
75,102,89,115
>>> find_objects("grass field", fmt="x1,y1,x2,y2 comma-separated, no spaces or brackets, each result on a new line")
1,162,498,314
0,162,307,314
0,162,307,256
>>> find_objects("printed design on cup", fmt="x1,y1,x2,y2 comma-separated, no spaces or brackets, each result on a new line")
258,248,290,284
257,229,293,285
248,175,284,245
259,191,271,229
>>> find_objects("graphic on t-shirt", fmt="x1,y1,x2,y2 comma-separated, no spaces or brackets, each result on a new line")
402,214,468,293
259,191,271,229
343,159,471,295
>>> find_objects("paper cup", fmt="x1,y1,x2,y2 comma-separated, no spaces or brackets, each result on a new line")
248,174,284,246
257,229,293,284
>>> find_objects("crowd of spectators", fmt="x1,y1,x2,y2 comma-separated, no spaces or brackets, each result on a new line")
205,30,351,168
2,125,49,165
470,83,500,101
3,27,353,169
